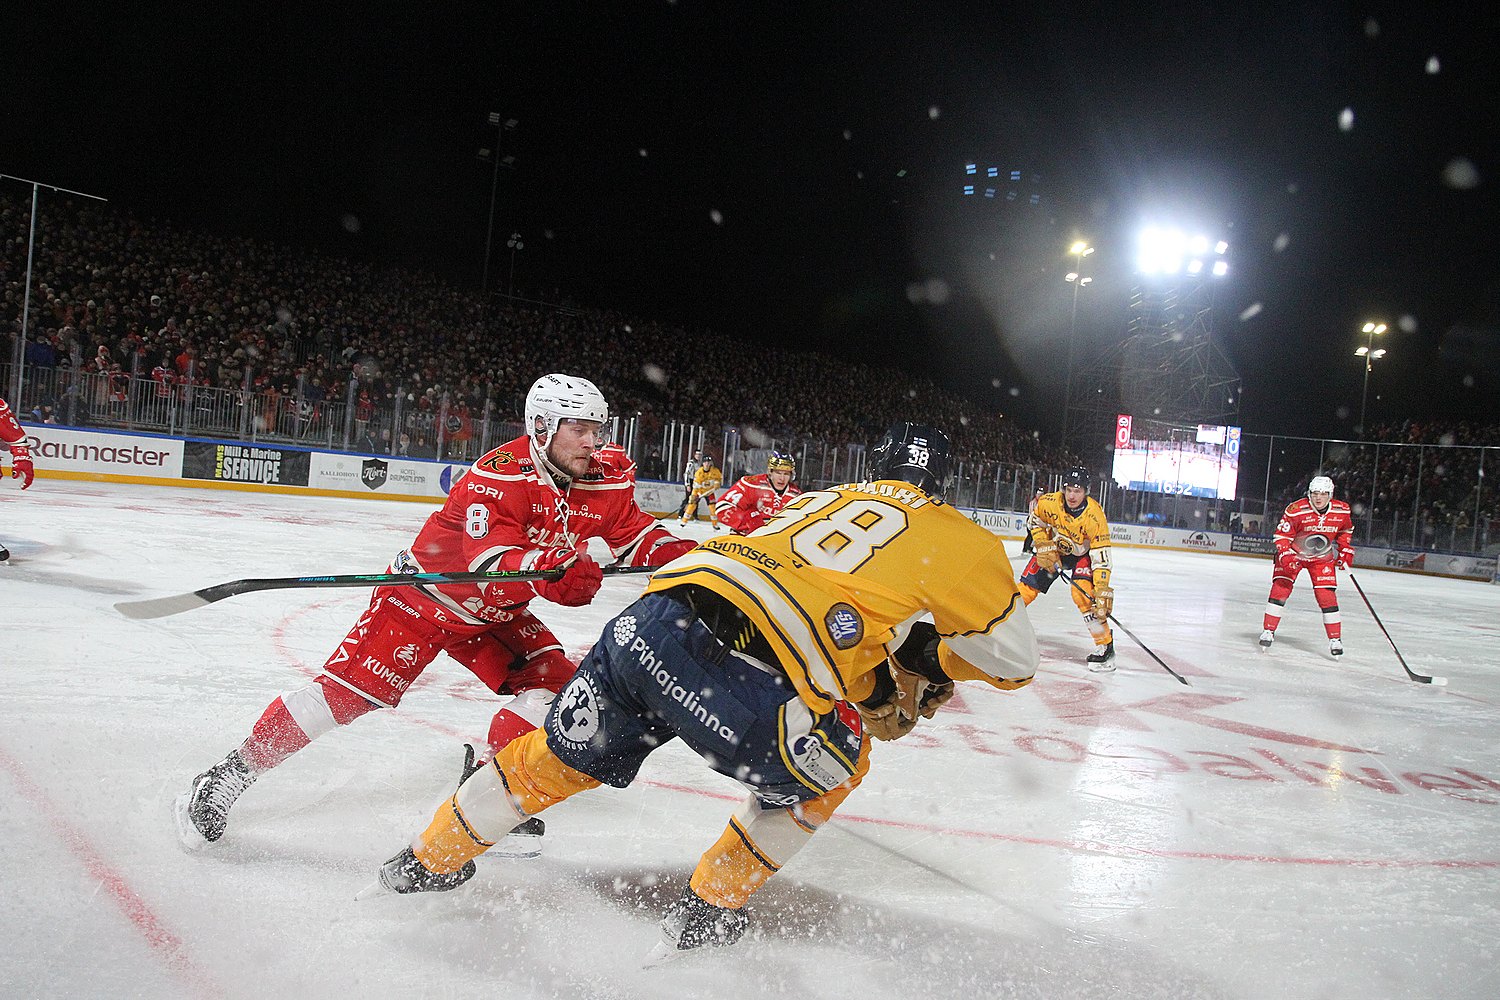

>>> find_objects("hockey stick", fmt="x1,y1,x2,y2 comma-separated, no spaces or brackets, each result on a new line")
1348,573,1446,686
1058,568,1189,686
113,564,658,620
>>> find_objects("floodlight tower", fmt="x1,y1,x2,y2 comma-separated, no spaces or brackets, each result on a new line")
1066,226,1240,461
1355,320,1388,437
1059,239,1094,446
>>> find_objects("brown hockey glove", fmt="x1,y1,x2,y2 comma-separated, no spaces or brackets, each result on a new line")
1033,536,1061,574
1091,585,1114,620
858,623,953,741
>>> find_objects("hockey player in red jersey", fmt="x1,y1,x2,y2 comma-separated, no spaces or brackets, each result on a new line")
714,451,801,535
175,374,697,850
1260,475,1355,656
1,395,36,562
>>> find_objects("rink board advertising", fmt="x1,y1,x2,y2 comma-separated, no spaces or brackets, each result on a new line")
183,441,311,487
1110,415,1242,501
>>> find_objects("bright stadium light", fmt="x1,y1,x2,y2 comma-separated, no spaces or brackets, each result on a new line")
1137,225,1229,278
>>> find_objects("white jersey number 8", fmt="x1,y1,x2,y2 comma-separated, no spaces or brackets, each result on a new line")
465,503,490,539
755,491,908,573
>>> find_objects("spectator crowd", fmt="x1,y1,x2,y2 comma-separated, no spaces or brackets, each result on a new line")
5,193,1495,554
2,193,1078,473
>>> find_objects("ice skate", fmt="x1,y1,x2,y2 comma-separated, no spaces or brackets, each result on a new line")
174,749,256,849
0,542,10,562
1258,629,1275,651
359,846,476,898
1085,641,1116,673
1329,637,1343,657
490,816,545,859
642,885,748,966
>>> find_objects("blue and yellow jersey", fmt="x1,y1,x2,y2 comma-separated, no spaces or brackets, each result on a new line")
644,480,1039,714
1027,493,1113,588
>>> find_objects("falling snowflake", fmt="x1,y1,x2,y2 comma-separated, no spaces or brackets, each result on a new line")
1338,107,1355,132
1441,158,1480,189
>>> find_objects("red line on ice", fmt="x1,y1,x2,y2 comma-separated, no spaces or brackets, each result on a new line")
269,605,1500,871
0,743,219,998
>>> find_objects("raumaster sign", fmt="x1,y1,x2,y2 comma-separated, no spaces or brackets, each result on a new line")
21,426,183,477
183,441,310,486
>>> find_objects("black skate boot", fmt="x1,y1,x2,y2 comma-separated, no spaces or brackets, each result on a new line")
1086,641,1116,673
0,542,10,562
174,749,256,849
643,885,748,965
371,846,476,895
1259,629,1275,650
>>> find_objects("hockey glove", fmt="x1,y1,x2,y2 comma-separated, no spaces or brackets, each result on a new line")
1033,536,1061,574
647,537,698,566
8,445,33,489
858,622,954,741
1274,549,1298,575
1091,585,1114,620
1338,547,1355,570
532,548,603,607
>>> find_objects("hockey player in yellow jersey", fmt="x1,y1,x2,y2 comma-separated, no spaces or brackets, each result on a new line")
366,422,1040,961
679,454,723,527
1021,466,1116,671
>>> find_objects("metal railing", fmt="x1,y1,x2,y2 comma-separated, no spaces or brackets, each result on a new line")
10,360,1491,556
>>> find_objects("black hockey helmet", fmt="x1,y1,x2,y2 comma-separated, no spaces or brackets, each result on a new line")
869,422,951,495
1061,466,1090,490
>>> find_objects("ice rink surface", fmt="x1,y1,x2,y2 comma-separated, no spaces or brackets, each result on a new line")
2,481,1496,1000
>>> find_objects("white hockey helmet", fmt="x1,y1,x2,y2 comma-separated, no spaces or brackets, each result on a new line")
525,373,609,457
1307,475,1335,498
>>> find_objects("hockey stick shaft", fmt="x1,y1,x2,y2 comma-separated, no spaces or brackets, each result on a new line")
1059,568,1189,685
1348,572,1438,684
114,565,657,620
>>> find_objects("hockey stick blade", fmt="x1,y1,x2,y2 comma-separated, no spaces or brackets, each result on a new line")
114,565,658,620
1348,573,1443,685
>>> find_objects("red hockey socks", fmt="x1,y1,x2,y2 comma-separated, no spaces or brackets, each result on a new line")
238,677,378,773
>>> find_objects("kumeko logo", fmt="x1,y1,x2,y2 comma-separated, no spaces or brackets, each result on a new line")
361,457,389,490
393,643,420,667
627,633,737,742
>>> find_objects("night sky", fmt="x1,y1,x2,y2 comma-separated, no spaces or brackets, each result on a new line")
7,2,1498,439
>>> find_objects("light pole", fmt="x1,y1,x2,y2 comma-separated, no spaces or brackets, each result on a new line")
1059,240,1094,447
479,113,517,295
2,174,107,404
1355,320,1387,437
506,233,525,298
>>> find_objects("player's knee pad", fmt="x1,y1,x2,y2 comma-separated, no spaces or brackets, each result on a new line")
1018,581,1040,605
1069,580,1095,616
496,727,601,815
1268,578,1295,602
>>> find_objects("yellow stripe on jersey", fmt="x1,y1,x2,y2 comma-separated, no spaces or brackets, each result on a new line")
644,482,1039,713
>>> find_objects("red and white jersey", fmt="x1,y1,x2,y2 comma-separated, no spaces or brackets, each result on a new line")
715,473,803,535
398,434,686,624
1274,497,1354,562
0,396,24,447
